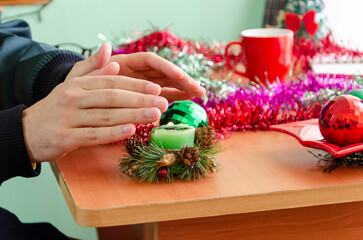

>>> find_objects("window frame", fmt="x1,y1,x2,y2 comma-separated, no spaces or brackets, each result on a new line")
0,0,50,5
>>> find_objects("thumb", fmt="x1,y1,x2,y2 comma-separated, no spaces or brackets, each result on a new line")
65,42,112,81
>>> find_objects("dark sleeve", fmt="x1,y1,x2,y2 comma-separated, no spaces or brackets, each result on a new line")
0,19,85,109
0,20,85,184
0,105,41,185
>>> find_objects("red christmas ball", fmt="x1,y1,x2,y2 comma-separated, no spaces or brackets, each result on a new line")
319,95,363,146
158,168,168,179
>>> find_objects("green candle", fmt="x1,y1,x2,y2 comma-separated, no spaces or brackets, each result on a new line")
150,124,195,149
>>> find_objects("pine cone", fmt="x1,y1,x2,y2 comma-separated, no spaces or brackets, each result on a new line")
125,137,143,155
195,126,216,149
155,153,177,167
178,146,200,167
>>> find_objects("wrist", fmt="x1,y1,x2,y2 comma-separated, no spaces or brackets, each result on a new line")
22,108,38,163
0,105,41,183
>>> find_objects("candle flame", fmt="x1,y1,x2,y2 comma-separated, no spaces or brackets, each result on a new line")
166,122,174,126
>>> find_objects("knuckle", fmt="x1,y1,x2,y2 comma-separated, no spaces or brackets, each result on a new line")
106,77,116,89
144,52,157,61
59,90,78,106
105,90,115,105
89,54,97,66
60,110,71,120
129,110,137,122
110,127,120,140
85,127,98,142
138,95,147,106
53,128,67,146
146,52,157,58
99,109,111,123
131,79,138,90
68,77,82,86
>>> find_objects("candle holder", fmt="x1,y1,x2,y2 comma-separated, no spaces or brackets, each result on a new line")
119,125,223,183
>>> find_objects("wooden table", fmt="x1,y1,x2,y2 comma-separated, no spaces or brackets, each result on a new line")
51,130,363,240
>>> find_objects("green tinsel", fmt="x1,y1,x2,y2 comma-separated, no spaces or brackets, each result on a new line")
158,47,240,100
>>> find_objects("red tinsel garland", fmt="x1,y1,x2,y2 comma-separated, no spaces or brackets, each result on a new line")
293,33,363,72
112,30,238,66
112,30,362,140
134,123,155,143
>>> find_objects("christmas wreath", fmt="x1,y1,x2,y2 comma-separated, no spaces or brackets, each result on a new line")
119,101,224,182
119,125,222,183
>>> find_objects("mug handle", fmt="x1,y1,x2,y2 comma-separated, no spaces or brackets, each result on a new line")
225,40,248,77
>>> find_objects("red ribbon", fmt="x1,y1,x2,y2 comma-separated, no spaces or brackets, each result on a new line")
285,10,319,37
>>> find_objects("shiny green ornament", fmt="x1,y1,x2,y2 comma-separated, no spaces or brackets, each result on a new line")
346,89,363,101
160,100,208,128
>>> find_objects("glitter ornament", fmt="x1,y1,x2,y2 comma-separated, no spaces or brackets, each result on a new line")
160,100,208,128
319,95,363,146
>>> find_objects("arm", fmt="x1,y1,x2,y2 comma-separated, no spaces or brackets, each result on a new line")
0,105,40,184
0,20,84,109
0,20,84,184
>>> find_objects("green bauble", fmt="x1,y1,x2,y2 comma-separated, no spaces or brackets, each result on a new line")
346,89,363,101
160,100,208,128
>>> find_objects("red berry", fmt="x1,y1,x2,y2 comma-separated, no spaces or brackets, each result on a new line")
158,168,168,178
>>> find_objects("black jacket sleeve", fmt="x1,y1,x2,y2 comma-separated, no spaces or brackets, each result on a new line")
0,20,85,109
0,105,41,184
0,20,85,184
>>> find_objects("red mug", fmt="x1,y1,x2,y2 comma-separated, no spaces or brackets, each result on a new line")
225,28,293,84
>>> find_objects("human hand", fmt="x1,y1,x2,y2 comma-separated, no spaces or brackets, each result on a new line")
110,52,206,101
22,74,168,163
65,42,120,79
22,44,167,163
66,43,206,101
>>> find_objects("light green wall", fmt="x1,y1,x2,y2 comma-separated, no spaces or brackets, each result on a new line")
1,0,265,239
3,0,266,49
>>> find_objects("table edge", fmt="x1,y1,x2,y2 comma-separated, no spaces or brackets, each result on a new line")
50,162,363,227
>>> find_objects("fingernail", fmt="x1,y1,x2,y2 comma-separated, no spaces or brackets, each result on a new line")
154,98,167,110
121,124,132,133
145,108,157,118
146,84,160,95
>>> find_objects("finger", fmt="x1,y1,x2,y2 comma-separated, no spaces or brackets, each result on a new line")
116,52,206,97
123,73,192,93
68,124,136,147
136,69,166,79
66,43,112,80
78,89,168,112
78,75,161,95
87,62,120,76
73,107,161,127
148,76,206,100
160,88,195,101
128,71,206,99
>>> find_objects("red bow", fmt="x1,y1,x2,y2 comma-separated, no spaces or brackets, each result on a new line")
285,10,319,37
